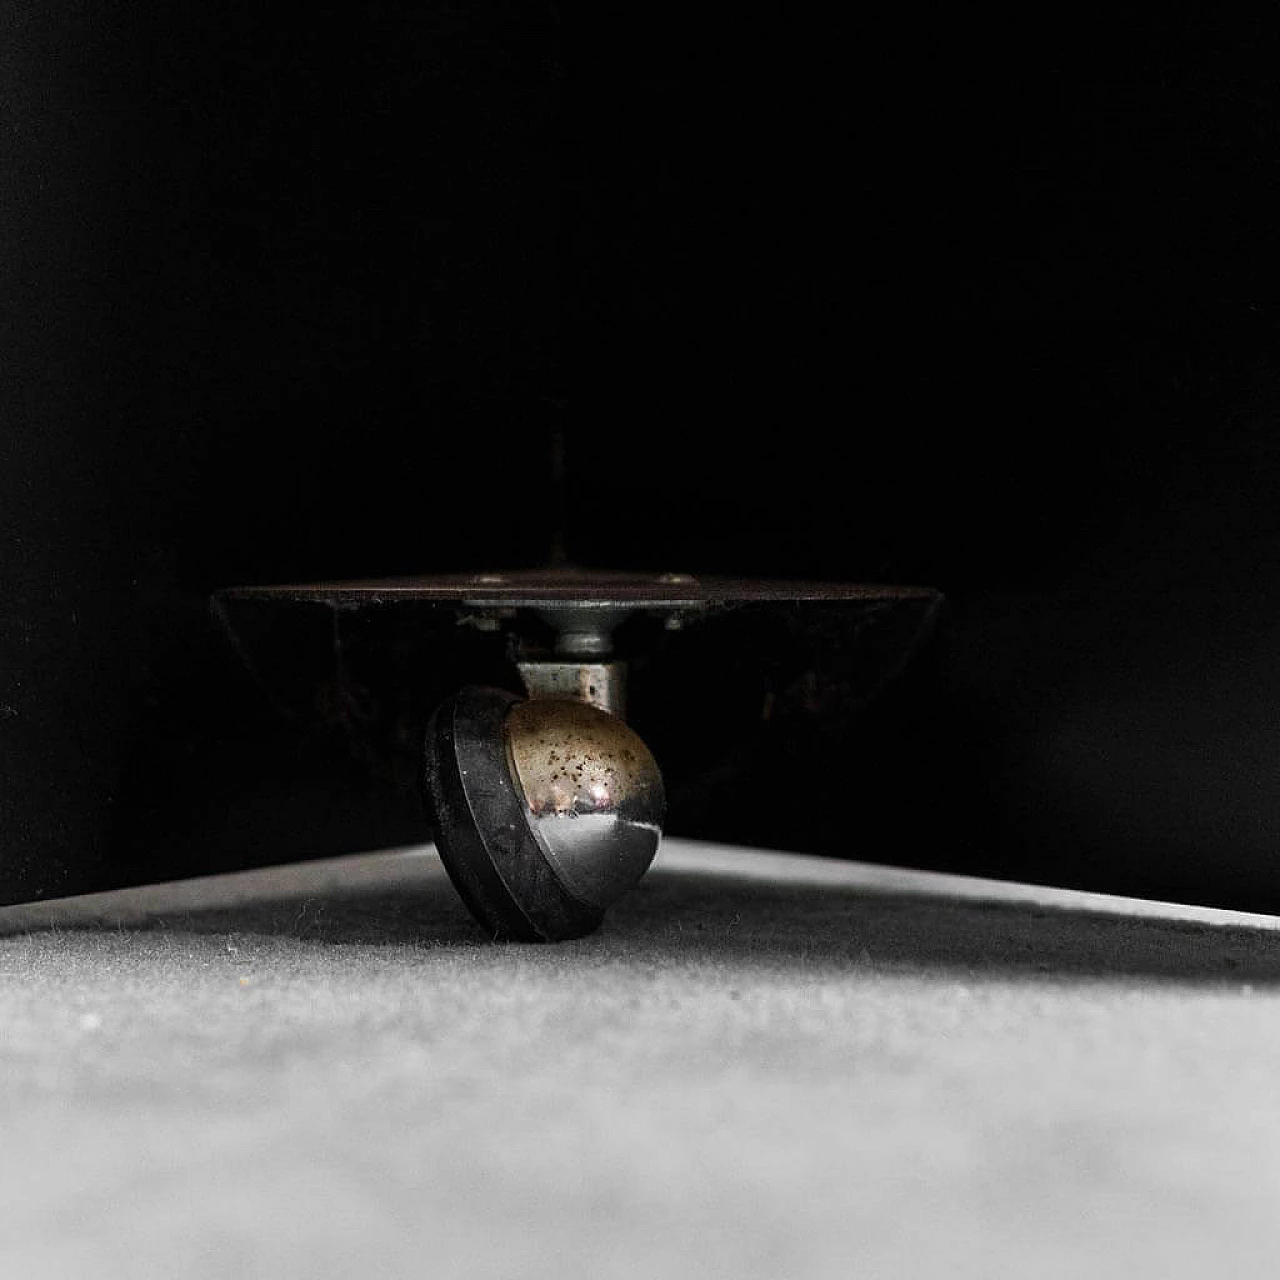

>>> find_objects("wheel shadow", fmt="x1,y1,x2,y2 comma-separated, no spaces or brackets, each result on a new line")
613,870,1280,985
4,852,1280,985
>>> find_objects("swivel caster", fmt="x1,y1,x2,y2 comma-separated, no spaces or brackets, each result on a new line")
423,685,664,942
214,568,942,943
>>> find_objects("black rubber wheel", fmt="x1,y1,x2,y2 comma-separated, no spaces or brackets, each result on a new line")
422,685,604,942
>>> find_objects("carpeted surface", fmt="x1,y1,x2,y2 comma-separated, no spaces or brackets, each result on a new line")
2,840,1279,1278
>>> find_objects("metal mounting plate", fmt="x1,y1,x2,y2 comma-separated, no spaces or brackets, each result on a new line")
217,569,938,613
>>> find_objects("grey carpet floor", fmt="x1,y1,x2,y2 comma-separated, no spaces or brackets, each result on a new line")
3,839,1280,1279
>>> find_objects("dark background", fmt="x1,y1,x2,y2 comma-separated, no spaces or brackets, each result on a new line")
5,5,1280,907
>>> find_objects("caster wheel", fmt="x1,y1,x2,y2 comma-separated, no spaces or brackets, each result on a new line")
423,685,665,941
216,569,941,941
